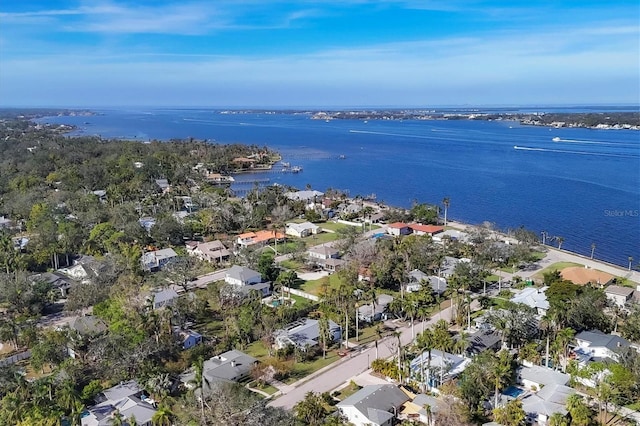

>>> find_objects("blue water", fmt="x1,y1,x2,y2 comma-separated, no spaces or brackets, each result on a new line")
37,109,640,267
503,386,525,398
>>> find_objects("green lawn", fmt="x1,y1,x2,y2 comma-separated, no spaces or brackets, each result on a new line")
247,381,278,395
301,232,340,247
533,261,583,280
333,383,362,401
279,259,304,270
244,341,271,360
318,222,358,232
285,350,342,384
301,273,345,296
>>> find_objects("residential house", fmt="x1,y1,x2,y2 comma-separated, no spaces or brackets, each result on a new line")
30,272,74,298
58,255,102,284
387,222,411,236
174,328,203,350
67,316,108,359
141,248,178,272
465,329,502,356
520,384,575,425
573,330,631,363
511,286,550,316
399,393,443,424
604,285,635,308
358,294,394,322
155,178,170,193
336,384,410,426
274,318,341,350
409,224,444,236
308,245,339,261
517,364,570,391
406,269,448,295
149,288,180,310
285,221,320,238
307,244,344,271
439,256,471,279
186,240,231,263
433,229,470,243
224,265,271,297
81,380,157,426
410,349,471,391
138,217,156,233
236,230,285,249
285,190,324,204
180,350,257,395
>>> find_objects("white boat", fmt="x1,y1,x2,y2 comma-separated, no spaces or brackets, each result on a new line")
552,137,561,142
291,166,303,173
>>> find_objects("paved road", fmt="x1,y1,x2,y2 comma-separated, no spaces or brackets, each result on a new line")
268,304,453,410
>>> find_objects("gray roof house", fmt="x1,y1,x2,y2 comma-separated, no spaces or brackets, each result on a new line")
337,384,410,426
224,265,271,297
465,329,502,356
275,318,341,350
186,240,231,262
286,221,320,238
81,380,157,426
180,350,257,396
141,248,178,272
520,384,575,425
358,294,394,322
604,285,635,308
30,271,75,298
149,288,180,310
70,316,108,336
285,190,324,203
308,244,339,260
517,364,570,390
574,330,630,363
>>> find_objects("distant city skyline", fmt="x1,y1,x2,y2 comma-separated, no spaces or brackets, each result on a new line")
1,0,639,107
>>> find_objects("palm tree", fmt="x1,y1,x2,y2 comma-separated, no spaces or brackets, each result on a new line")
151,405,174,426
190,356,210,420
548,412,569,426
424,403,434,426
491,351,513,409
57,380,81,414
416,329,435,392
590,242,596,259
557,236,564,250
554,327,575,372
629,256,634,271
442,197,450,226
318,315,330,359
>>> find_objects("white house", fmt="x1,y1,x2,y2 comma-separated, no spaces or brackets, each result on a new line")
81,380,157,426
337,384,410,426
604,285,635,308
180,350,257,396
307,244,339,261
285,221,320,238
358,294,394,322
511,286,550,316
274,318,341,350
520,384,575,425
410,349,471,391
225,265,262,286
141,248,178,272
387,222,411,236
574,330,630,363
150,288,180,310
517,364,570,391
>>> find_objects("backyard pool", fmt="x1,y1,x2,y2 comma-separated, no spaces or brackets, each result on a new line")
503,386,525,398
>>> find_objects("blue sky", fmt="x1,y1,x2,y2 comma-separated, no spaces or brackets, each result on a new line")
1,0,638,107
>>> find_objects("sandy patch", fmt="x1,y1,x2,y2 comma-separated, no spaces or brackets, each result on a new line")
561,266,614,285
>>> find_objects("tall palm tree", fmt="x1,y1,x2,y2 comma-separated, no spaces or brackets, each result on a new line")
557,237,564,250
442,197,450,226
57,380,81,414
590,242,596,259
554,327,575,372
190,356,210,420
629,256,634,271
491,351,513,409
416,329,435,392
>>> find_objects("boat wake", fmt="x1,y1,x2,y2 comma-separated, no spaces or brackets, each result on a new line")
514,145,639,158
551,137,635,147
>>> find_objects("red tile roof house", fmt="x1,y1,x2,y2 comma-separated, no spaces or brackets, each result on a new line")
409,224,444,236
387,222,412,236
236,230,285,249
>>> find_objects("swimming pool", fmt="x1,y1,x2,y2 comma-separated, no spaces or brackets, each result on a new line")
503,386,525,398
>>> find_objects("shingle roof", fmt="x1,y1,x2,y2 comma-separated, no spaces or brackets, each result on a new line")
575,330,630,351
605,285,635,297
226,265,262,284
518,365,570,386
337,384,410,424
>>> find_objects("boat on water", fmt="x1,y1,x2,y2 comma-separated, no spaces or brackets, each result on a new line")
339,154,346,159
291,166,303,173
552,137,561,142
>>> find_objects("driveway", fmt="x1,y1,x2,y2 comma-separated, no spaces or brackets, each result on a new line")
268,304,453,410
